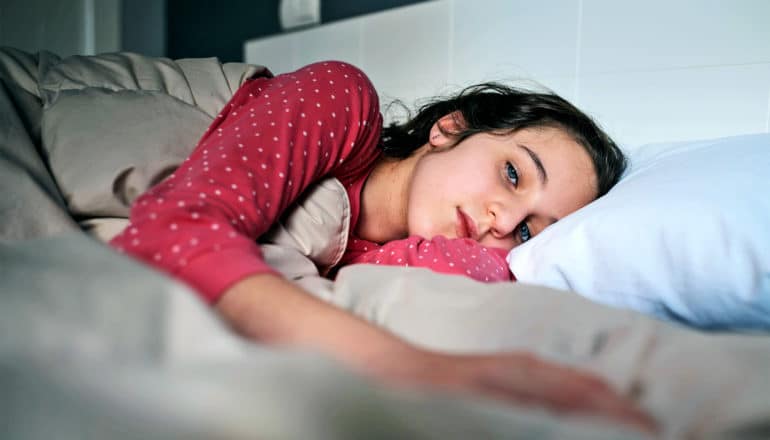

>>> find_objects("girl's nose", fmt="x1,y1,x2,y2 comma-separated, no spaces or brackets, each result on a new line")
488,201,526,239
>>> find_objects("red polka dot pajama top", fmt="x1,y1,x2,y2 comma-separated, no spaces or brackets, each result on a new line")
111,61,513,304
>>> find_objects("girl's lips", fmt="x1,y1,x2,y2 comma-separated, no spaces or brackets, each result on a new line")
456,208,479,240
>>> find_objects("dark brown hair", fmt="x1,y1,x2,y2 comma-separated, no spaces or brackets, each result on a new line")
380,83,626,197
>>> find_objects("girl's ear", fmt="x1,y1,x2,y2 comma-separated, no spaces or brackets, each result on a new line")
428,111,466,149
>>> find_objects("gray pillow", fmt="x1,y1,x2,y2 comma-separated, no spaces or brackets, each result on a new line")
38,52,269,220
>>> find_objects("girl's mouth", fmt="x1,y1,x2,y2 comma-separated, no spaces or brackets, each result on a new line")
456,208,478,240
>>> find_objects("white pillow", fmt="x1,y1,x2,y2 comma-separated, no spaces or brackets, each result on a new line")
507,133,770,330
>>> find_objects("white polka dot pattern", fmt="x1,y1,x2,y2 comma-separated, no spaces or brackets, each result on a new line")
341,236,514,282
111,61,383,303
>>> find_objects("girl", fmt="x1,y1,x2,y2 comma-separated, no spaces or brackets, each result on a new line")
111,61,652,430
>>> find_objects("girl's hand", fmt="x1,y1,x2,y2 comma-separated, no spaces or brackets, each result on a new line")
346,235,513,282
383,350,658,434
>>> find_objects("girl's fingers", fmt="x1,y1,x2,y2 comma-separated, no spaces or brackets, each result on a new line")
443,353,659,434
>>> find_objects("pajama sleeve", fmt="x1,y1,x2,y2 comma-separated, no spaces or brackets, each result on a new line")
110,61,383,303
348,236,515,282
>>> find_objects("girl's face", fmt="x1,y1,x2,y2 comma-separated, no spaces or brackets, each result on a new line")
406,126,597,251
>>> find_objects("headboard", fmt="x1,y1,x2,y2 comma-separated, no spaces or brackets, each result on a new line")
244,0,770,152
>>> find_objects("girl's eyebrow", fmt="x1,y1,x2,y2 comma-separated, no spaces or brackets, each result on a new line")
517,144,548,186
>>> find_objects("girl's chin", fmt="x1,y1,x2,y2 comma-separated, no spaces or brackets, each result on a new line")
407,229,440,240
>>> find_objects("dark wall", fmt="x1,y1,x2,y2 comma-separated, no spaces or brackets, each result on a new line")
122,0,166,57
166,0,281,62
166,0,428,62
321,0,429,23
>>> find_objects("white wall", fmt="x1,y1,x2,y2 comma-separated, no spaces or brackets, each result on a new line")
244,0,770,150
0,0,121,58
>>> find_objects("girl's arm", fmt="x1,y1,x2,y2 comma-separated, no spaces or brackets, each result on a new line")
111,61,381,303
216,273,655,433
348,235,515,282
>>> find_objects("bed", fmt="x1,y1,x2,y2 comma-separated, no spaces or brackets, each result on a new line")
2,48,769,439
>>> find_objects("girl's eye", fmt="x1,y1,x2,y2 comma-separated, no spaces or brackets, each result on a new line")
505,162,519,186
519,223,532,242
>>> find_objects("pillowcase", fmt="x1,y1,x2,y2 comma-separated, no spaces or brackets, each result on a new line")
507,133,770,330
